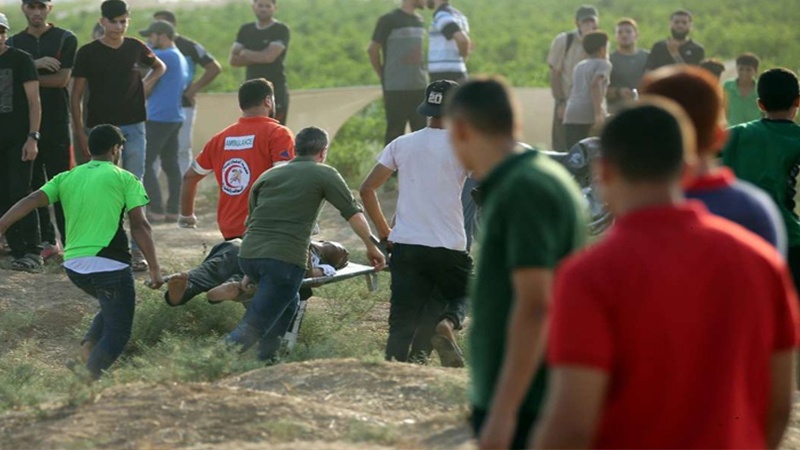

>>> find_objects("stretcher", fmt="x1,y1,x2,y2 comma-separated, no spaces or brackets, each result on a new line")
286,263,381,350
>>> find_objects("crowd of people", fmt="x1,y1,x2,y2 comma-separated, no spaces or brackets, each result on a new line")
1,0,800,448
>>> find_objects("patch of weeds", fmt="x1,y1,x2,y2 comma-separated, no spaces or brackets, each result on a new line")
344,420,401,446
112,333,262,384
259,420,315,441
0,340,92,413
0,310,36,342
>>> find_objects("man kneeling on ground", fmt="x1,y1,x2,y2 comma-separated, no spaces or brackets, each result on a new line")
226,126,385,361
0,125,163,379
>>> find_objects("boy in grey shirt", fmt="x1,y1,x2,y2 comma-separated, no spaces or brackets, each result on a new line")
607,18,648,113
564,31,611,150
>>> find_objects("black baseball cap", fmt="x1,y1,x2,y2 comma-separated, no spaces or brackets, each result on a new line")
418,80,460,117
22,0,51,5
101,0,129,19
139,20,175,39
575,5,599,22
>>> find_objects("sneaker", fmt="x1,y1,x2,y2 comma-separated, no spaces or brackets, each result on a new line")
165,214,180,223
146,211,166,223
41,242,63,261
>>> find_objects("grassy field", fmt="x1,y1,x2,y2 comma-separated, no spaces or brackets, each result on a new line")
3,0,799,92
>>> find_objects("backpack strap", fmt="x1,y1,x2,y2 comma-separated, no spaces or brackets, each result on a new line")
565,31,577,58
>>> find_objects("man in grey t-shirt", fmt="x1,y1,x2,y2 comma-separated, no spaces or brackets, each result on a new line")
607,18,648,113
368,0,429,145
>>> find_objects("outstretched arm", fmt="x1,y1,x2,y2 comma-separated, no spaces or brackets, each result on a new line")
179,168,207,227
129,206,163,289
0,191,50,237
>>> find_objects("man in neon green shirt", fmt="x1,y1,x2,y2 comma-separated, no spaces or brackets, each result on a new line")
0,124,163,379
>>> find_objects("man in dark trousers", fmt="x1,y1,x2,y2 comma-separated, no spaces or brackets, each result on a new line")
0,12,43,272
9,0,77,260
153,10,222,175
645,9,705,71
229,0,291,125
368,0,428,146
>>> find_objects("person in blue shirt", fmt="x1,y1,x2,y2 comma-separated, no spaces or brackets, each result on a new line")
140,20,189,222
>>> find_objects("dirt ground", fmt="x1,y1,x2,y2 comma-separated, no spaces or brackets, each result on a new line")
3,188,800,449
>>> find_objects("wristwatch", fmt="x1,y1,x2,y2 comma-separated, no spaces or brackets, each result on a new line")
28,132,40,141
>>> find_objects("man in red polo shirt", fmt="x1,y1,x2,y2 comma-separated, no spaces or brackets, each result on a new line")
534,100,798,449
179,78,294,239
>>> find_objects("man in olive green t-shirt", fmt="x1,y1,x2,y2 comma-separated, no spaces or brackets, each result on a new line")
226,126,386,360
446,79,586,449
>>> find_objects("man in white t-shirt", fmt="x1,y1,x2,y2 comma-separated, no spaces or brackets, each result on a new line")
360,80,472,367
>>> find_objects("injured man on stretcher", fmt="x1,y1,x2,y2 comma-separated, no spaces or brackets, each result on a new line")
164,239,352,307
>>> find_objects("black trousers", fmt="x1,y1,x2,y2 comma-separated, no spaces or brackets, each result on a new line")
383,89,427,146
564,123,593,151
0,133,41,258
386,243,472,362
274,83,290,126
471,408,538,450
32,123,70,246
144,121,183,215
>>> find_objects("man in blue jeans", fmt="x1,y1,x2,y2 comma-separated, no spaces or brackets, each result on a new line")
70,0,166,271
227,126,386,361
0,125,163,379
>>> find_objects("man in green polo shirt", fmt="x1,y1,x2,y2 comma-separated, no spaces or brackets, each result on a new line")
445,78,586,449
226,126,386,361
0,124,163,379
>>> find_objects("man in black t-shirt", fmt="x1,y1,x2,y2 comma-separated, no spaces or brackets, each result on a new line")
153,10,222,175
70,0,165,271
0,12,43,271
9,0,77,259
229,0,290,125
368,0,428,145
645,9,705,71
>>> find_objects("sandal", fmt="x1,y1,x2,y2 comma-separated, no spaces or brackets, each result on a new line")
11,253,44,273
131,249,149,272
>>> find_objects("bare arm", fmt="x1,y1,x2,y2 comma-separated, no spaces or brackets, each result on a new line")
33,57,72,88
348,212,386,271
238,43,285,65
128,206,163,288
184,60,222,100
767,350,795,449
142,56,166,98
0,191,50,236
591,74,606,124
229,42,246,67
23,81,40,162
533,366,609,449
70,76,89,158
367,41,383,80
180,168,207,218
452,31,471,60
359,164,394,240
478,268,554,450
549,67,565,101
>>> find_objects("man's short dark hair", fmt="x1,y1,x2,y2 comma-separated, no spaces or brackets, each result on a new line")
238,78,275,110
600,100,691,182
445,77,518,137
582,31,608,55
154,10,177,26
699,58,725,79
295,127,329,157
736,52,760,70
88,124,126,156
758,68,800,112
101,0,129,20
254,0,277,3
671,9,692,20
